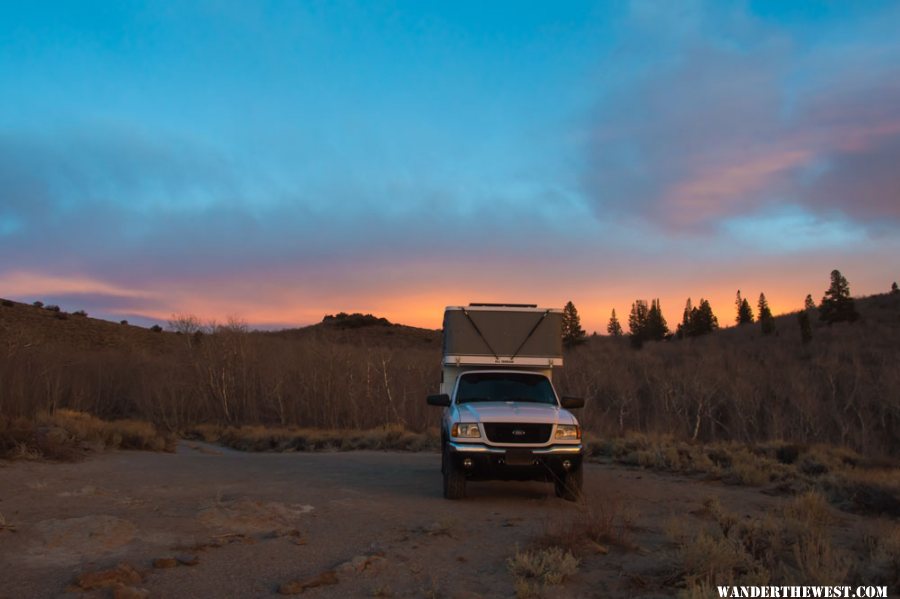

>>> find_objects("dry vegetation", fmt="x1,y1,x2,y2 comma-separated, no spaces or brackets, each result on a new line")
186,423,438,452
0,409,175,460
585,433,900,517
666,492,900,597
1,293,898,466
512,490,899,597
508,546,580,598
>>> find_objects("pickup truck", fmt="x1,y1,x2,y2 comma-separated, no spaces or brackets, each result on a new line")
426,304,585,500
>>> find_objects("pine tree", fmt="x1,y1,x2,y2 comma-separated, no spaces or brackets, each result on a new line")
758,293,775,336
607,309,623,337
561,301,587,347
819,270,859,324
735,290,754,325
892,282,899,294
797,311,812,344
646,299,669,341
804,294,816,311
677,298,693,339
628,300,649,348
693,299,718,336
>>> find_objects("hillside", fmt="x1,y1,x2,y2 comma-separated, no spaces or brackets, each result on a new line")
2,292,898,456
0,299,440,352
266,312,440,348
3,292,897,353
0,299,176,353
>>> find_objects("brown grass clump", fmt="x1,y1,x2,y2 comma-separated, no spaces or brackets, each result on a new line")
672,491,867,596
0,410,175,460
865,523,900,588
587,434,900,517
41,410,176,452
187,424,439,453
534,496,636,556
821,468,900,517
508,546,579,598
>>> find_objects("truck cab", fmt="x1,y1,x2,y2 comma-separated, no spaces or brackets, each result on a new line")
426,304,584,500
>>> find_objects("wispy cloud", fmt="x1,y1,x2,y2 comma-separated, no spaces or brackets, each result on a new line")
581,2,900,232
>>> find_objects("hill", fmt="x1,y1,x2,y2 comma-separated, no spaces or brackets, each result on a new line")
266,312,440,348
0,299,176,353
1,292,898,456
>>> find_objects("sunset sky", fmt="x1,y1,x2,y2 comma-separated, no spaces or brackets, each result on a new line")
2,1,899,332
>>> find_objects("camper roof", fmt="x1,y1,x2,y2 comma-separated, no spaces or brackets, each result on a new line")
442,305,564,367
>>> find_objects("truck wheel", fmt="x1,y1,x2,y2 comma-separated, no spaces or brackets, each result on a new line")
442,447,466,500
554,466,583,502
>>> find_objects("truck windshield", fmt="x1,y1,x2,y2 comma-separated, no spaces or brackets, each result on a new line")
456,372,557,405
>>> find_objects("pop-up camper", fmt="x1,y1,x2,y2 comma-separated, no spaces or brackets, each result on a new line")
426,304,584,500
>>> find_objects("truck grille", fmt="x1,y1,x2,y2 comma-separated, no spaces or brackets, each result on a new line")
483,423,552,444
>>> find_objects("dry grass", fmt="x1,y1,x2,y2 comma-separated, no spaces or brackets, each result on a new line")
42,410,175,452
669,490,892,596
587,434,900,517
865,523,900,588
533,495,636,556
508,546,579,597
186,423,439,452
0,410,175,460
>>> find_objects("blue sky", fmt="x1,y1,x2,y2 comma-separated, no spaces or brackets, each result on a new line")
2,1,899,330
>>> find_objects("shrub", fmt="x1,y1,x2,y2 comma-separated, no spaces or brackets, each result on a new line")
321,312,392,328
508,546,579,587
150,324,163,332
73,310,87,317
32,301,44,308
45,304,61,312
1,299,13,307
120,320,128,325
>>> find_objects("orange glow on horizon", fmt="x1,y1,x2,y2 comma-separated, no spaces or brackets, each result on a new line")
3,269,889,334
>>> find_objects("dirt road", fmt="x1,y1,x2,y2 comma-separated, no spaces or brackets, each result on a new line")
0,444,804,598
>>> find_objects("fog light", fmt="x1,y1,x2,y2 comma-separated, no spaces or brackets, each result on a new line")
462,458,474,469
562,459,572,470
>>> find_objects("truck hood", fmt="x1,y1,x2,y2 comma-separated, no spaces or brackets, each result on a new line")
456,402,578,426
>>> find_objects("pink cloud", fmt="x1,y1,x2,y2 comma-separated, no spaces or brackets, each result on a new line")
0,271,151,300
663,149,812,228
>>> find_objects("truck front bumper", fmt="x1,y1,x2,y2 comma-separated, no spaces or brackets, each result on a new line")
446,441,583,482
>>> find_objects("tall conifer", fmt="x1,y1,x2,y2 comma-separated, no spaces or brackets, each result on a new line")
607,309,623,337
758,293,775,335
819,270,859,324
562,301,587,346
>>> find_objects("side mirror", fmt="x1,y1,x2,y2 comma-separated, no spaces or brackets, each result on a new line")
560,396,585,409
427,393,451,407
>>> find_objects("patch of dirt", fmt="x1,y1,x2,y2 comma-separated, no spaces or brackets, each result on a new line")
277,570,339,595
31,515,137,565
72,562,143,590
198,499,313,535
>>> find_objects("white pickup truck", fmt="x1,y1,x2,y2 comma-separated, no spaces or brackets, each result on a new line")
426,304,585,501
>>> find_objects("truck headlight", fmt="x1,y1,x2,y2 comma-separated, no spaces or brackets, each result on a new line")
451,423,481,438
555,424,581,440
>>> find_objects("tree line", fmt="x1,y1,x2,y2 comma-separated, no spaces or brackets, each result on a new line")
561,269,871,348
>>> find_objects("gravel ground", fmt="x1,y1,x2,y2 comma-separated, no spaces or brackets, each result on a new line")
0,443,812,598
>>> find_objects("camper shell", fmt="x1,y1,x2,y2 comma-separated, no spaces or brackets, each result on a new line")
440,304,563,396
427,304,584,501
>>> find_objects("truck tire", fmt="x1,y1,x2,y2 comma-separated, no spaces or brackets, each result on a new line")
554,465,583,502
442,447,466,500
